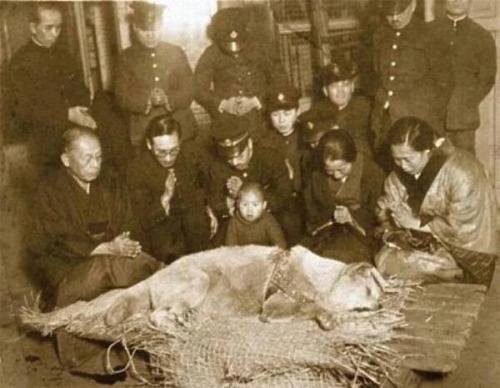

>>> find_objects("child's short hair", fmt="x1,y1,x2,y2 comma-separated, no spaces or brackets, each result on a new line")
237,182,266,202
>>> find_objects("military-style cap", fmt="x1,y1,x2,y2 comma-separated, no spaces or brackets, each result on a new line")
319,55,358,86
267,82,301,112
130,1,165,30
211,115,251,158
209,7,250,53
381,0,413,15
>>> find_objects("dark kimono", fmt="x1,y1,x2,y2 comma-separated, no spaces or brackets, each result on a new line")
303,153,385,264
126,144,210,263
30,167,159,374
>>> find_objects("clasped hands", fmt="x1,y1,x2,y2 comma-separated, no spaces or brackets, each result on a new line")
388,202,421,230
161,170,177,215
332,205,353,225
219,96,261,116
225,175,243,216
146,87,171,114
92,231,142,258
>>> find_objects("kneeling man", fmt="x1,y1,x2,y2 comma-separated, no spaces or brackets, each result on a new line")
127,115,213,263
30,127,160,375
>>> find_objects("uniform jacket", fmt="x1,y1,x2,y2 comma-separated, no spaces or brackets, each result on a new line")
266,129,304,193
304,153,385,234
377,147,497,254
428,17,497,130
207,145,294,219
194,42,287,116
372,18,453,135
126,145,207,232
225,212,287,249
30,168,137,287
300,96,373,155
115,41,197,145
6,40,89,162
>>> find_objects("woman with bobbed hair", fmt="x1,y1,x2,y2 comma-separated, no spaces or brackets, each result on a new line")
303,129,385,264
376,117,497,286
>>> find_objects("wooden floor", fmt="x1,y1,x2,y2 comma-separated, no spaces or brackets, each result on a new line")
1,147,499,387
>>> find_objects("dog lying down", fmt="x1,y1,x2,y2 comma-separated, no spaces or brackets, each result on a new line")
105,245,387,331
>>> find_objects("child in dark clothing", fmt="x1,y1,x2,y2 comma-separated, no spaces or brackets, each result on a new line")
225,182,287,249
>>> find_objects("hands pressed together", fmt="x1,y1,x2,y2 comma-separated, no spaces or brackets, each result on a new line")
92,231,142,258
161,169,177,214
219,96,262,116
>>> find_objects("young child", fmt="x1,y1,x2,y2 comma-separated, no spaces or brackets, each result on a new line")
225,182,287,249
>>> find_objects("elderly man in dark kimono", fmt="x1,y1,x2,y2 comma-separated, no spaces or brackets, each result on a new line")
115,2,198,148
127,114,214,264
376,117,497,287
30,128,160,377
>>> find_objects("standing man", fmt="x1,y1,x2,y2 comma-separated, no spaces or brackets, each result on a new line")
127,115,214,264
429,0,496,154
194,7,287,142
115,1,198,148
206,115,296,244
30,127,160,376
299,56,372,156
371,0,452,164
6,2,96,172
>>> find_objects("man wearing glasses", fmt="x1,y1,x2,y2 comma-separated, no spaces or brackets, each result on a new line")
127,115,214,263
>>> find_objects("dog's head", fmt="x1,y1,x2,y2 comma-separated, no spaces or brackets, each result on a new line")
328,262,383,312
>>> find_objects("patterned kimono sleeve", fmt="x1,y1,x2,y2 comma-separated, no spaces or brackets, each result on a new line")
426,164,495,251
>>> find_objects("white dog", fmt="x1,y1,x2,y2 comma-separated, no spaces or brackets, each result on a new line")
105,245,384,331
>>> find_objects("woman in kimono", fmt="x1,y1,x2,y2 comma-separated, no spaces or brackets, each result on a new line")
303,130,385,264
376,117,497,287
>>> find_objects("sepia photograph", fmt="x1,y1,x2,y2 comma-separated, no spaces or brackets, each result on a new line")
0,0,499,386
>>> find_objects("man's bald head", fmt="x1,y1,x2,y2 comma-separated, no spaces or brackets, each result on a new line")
61,127,102,185
62,127,100,153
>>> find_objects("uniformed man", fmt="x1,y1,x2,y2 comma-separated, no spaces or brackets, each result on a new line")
115,1,198,148
266,81,305,243
371,0,452,154
428,0,496,154
127,115,215,264
6,2,96,172
206,115,296,245
300,56,373,156
194,7,287,141
6,2,130,177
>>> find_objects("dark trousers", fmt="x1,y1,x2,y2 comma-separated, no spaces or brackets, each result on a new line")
445,129,476,155
53,253,160,375
148,210,210,264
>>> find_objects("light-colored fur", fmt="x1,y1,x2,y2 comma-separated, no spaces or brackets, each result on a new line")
104,245,383,330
